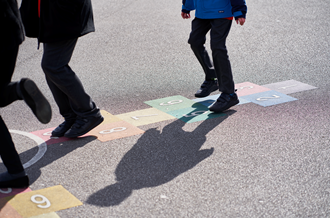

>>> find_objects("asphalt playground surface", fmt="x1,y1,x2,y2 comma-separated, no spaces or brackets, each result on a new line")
1,0,330,217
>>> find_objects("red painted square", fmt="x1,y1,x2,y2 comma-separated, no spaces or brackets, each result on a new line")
30,127,89,145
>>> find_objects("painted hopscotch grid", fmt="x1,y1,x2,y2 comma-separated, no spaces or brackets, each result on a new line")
8,79,315,217
0,185,80,218
30,80,317,144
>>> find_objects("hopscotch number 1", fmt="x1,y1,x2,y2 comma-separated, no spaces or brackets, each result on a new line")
31,194,51,208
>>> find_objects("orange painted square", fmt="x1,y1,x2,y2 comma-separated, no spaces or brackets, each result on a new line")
100,110,122,124
88,121,144,142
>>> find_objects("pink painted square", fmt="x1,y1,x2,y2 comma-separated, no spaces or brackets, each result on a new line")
235,82,271,97
30,127,89,145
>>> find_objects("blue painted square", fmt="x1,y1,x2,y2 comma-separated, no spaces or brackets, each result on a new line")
237,97,251,105
167,104,226,123
243,90,297,107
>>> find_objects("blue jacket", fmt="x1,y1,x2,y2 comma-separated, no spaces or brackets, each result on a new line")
182,0,247,19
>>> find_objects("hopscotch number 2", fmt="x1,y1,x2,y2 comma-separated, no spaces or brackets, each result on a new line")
31,194,51,208
256,95,280,101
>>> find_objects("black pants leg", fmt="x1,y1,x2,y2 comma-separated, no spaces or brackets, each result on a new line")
210,19,234,94
0,45,21,107
188,18,217,81
0,44,24,174
41,38,100,121
188,18,235,94
0,116,24,174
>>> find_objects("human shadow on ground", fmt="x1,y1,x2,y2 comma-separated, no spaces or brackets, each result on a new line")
87,105,236,207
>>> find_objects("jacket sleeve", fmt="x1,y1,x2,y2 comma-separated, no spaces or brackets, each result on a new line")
230,0,247,19
182,0,195,14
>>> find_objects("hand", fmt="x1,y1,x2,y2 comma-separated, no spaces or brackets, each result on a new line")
181,12,191,19
236,18,246,26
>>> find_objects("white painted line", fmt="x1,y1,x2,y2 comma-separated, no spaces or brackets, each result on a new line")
9,129,47,169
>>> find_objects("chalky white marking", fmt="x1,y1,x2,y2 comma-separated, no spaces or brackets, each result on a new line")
31,194,51,208
99,127,127,134
237,86,254,90
9,130,47,169
43,131,52,136
131,114,158,120
278,85,297,89
256,95,280,101
160,100,183,106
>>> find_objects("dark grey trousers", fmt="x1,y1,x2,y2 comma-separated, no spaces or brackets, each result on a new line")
188,18,235,94
41,38,100,121
0,44,24,174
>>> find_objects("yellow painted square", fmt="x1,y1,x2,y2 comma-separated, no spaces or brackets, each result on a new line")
116,108,175,126
100,110,122,124
7,185,82,218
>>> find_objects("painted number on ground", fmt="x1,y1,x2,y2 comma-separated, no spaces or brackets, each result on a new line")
238,86,254,90
183,111,208,117
99,127,127,134
160,100,183,106
131,114,158,120
256,95,280,101
31,194,51,209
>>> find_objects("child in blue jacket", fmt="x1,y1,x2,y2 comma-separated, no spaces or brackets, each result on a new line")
181,0,247,112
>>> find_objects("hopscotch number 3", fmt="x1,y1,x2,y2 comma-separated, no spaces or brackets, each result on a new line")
31,194,51,208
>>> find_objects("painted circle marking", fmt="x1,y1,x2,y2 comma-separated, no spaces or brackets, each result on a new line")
9,130,47,169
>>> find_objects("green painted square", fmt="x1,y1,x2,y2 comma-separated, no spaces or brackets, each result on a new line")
167,104,226,123
144,95,198,112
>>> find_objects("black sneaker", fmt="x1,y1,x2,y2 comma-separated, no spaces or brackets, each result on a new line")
64,115,104,138
51,119,76,137
0,171,29,188
209,92,239,113
195,80,219,98
17,78,52,124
